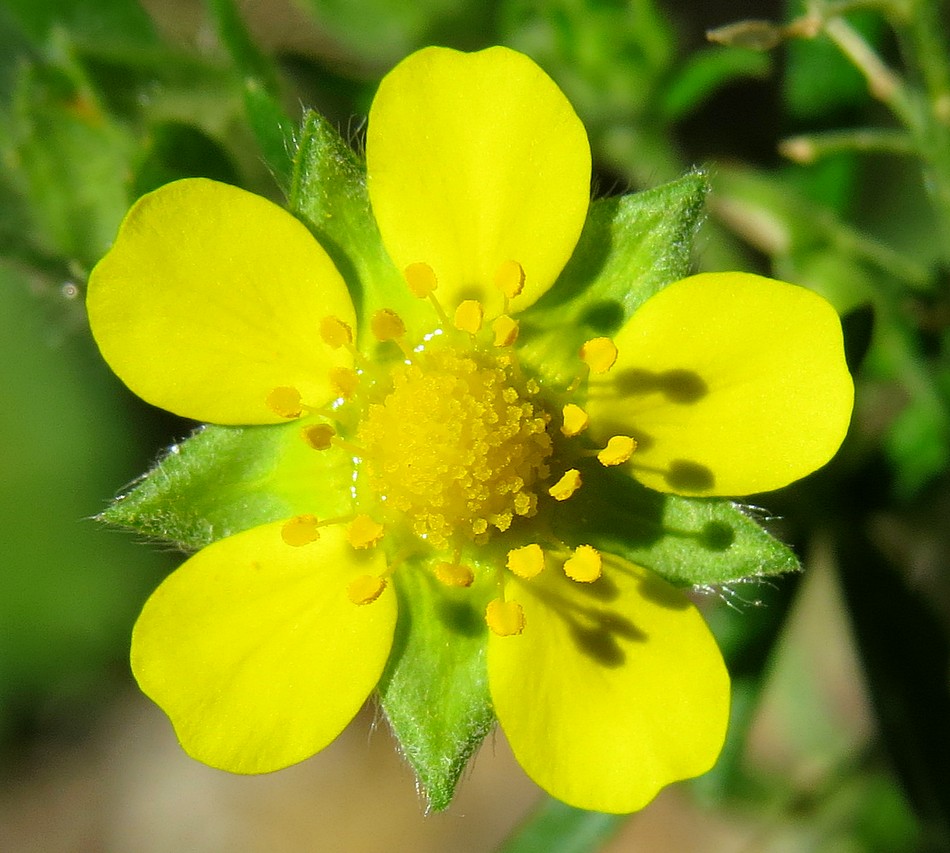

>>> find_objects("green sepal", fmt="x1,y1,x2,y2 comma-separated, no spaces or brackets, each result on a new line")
99,420,352,551
517,170,708,386
288,110,429,341
553,465,800,587
378,563,494,812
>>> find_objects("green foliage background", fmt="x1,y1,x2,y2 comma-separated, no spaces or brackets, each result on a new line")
2,0,949,850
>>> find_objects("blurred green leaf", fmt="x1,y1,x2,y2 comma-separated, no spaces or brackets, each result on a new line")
2,0,157,49
497,797,625,853
659,45,771,123
132,121,240,196
0,262,170,740
10,42,134,269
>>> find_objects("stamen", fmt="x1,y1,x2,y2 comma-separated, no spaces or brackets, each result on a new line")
266,386,303,419
560,403,589,437
507,544,545,579
347,574,387,605
486,598,525,636
580,337,618,374
280,514,321,546
320,316,353,349
597,435,637,466
301,423,335,450
329,366,359,400
548,468,582,501
404,262,438,297
434,561,475,587
454,300,484,335
494,260,526,299
492,314,519,347
371,308,406,342
347,514,385,549
563,545,602,583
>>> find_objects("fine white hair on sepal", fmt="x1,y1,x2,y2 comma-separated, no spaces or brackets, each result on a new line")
693,576,778,611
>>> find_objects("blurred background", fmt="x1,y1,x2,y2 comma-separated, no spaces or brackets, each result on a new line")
2,0,949,850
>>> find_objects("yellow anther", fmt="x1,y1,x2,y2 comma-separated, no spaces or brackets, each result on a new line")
560,403,589,437
548,468,582,501
454,300,484,334
347,574,387,605
280,514,321,546
507,544,545,579
301,423,335,450
494,259,526,299
266,386,303,419
319,316,353,349
404,261,438,297
371,308,406,341
486,598,525,636
597,435,637,466
434,562,475,588
563,545,602,583
580,337,618,374
347,514,385,549
329,366,359,399
492,314,520,347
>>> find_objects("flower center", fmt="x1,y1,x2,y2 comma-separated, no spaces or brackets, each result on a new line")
357,343,552,549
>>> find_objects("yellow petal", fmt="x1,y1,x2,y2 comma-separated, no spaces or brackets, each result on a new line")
88,178,356,424
586,273,854,496
366,46,591,317
131,521,396,773
488,561,729,813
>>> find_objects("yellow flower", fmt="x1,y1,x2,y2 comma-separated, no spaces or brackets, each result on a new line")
87,46,853,813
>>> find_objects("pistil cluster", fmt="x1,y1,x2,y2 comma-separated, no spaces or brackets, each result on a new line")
266,261,636,636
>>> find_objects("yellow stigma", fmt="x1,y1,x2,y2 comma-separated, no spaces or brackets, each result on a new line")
580,337,618,374
358,344,553,548
301,423,335,450
347,574,387,605
371,308,406,342
507,544,545,579
598,435,637,466
492,314,519,347
560,403,589,437
320,316,353,349
548,468,582,501
486,598,525,636
454,300,484,334
281,514,321,546
266,386,303,419
494,259,526,299
404,262,438,297
347,514,384,549
563,545,602,582
434,561,475,587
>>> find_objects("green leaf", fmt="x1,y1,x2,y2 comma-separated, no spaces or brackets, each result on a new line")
659,45,770,123
2,0,158,50
554,466,800,586
378,566,494,812
288,110,428,338
518,170,708,385
497,797,626,853
206,0,297,190
100,420,353,551
11,42,134,268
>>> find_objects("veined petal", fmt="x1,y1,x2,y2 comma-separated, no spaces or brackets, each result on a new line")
488,560,729,813
131,521,396,773
88,178,355,425
366,46,591,317
586,273,854,496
